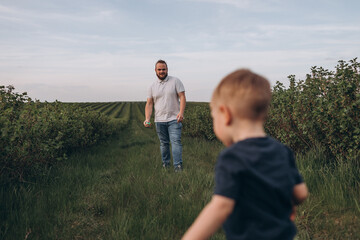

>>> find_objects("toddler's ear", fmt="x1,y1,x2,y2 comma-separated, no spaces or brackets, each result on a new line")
219,105,232,126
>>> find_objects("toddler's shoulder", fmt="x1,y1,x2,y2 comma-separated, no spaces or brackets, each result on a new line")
217,144,248,170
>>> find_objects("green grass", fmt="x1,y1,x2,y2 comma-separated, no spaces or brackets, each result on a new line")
295,145,360,239
1,102,359,239
1,118,225,239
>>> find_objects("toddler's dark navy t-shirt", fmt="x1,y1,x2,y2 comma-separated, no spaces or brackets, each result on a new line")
214,137,303,240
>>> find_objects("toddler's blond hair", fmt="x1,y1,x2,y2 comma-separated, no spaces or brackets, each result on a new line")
212,69,271,121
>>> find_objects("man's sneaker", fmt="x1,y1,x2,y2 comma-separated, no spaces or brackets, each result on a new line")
174,165,183,172
162,163,170,169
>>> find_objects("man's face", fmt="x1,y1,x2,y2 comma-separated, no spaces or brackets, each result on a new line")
155,63,168,80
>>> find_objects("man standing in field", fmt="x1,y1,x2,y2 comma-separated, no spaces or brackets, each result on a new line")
144,60,186,172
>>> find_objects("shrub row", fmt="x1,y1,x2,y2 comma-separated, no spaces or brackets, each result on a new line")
265,58,359,159
0,86,123,182
182,103,216,141
183,59,360,161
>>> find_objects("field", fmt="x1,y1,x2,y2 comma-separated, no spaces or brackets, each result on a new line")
1,101,359,240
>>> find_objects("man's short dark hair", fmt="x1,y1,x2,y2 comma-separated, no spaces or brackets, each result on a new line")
155,59,167,68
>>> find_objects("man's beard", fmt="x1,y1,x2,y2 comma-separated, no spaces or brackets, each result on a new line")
157,73,168,80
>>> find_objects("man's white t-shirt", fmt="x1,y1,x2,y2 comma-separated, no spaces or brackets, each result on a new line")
147,76,185,122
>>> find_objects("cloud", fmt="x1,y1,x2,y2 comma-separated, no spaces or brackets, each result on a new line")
167,48,350,82
181,0,281,11
258,24,360,33
13,81,149,102
0,2,121,27
0,4,17,14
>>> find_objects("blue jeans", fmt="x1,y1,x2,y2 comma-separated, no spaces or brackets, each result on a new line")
155,120,183,168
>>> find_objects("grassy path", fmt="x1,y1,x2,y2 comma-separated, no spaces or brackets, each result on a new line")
1,113,224,239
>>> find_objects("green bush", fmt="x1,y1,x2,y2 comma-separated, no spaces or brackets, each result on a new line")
0,86,122,182
266,58,360,160
183,103,215,141
183,59,359,162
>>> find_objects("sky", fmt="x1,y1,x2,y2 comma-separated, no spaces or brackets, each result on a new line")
1,0,359,102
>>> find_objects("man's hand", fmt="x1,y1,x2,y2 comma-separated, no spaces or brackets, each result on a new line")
177,113,184,122
144,120,151,127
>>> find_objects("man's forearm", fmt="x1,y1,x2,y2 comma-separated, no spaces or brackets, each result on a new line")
145,103,153,121
179,94,186,115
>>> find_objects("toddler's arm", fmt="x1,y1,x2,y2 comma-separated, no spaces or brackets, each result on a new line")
293,183,308,205
182,195,235,240
290,183,308,221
